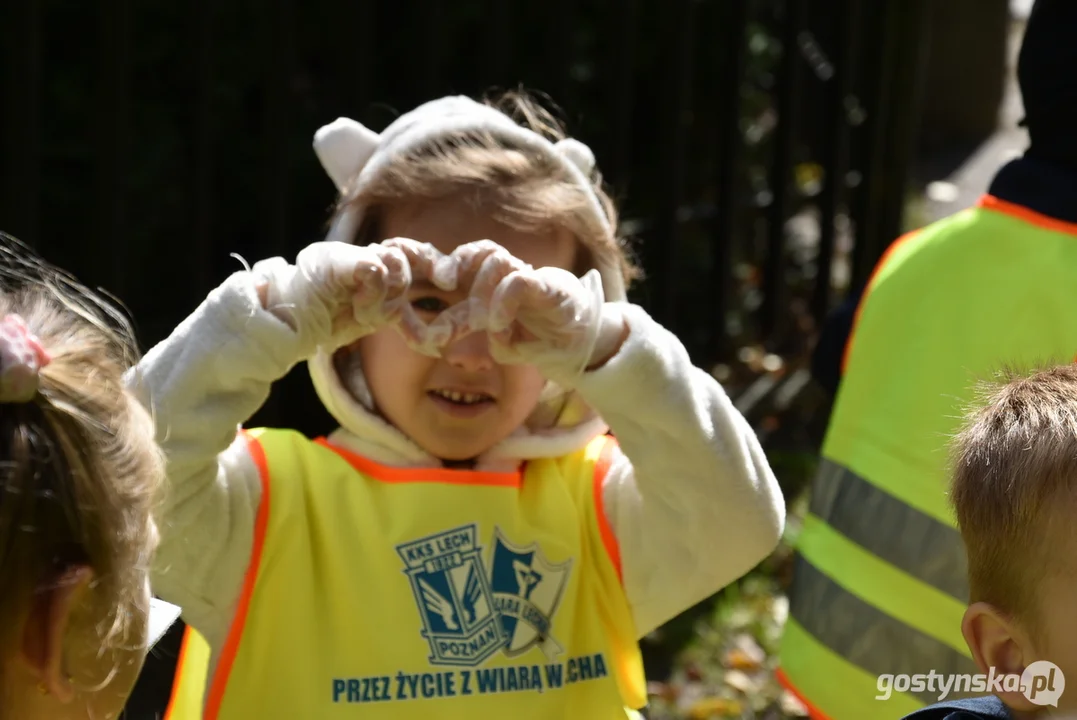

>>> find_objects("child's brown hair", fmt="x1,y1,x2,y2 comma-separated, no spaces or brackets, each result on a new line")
339,90,642,286
0,236,164,673
950,363,1077,634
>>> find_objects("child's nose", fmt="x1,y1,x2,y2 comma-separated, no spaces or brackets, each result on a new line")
441,331,495,372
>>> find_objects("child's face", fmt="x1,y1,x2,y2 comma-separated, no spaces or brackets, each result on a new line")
355,198,579,461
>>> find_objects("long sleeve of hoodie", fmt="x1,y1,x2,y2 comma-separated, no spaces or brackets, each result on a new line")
127,260,306,651
574,303,786,638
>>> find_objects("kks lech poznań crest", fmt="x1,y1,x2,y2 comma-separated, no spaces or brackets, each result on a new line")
396,524,571,667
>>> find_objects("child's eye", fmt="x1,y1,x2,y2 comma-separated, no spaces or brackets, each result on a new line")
411,296,449,314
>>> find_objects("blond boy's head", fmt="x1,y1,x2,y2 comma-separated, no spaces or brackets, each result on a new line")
952,364,1077,715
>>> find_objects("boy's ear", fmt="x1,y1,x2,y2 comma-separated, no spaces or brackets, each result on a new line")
962,601,1038,713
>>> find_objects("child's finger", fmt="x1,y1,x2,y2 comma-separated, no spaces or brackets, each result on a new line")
375,246,413,305
487,271,532,333
470,252,529,330
351,259,388,306
431,255,459,291
381,237,437,272
450,240,505,290
426,302,472,347
395,306,441,357
383,237,460,291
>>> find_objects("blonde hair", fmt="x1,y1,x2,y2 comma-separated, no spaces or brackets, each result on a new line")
0,237,164,671
950,363,1077,629
338,90,642,285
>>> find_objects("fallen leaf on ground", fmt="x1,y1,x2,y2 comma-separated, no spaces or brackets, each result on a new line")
723,634,766,670
723,669,760,695
687,697,744,718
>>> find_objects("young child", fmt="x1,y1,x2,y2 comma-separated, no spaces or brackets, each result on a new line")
903,364,1077,719
0,235,171,720
139,92,786,719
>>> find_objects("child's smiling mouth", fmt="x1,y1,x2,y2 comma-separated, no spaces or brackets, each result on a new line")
428,388,496,418
430,389,492,404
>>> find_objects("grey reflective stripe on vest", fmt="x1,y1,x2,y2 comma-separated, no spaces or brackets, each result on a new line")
809,457,969,602
789,556,981,706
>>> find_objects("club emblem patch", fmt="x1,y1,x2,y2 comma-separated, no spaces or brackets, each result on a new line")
397,524,571,667
397,525,505,666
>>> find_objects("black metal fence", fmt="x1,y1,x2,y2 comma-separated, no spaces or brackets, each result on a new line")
1,0,930,438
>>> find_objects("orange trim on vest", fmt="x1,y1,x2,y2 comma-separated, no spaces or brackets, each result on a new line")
162,626,193,720
775,667,832,720
592,436,623,584
313,437,523,487
202,432,272,720
978,193,1077,237
840,228,922,376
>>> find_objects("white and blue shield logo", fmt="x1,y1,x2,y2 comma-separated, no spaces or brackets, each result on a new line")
488,528,571,660
396,525,505,667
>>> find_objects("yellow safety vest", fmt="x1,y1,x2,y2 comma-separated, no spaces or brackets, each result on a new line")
165,427,646,719
777,194,1077,719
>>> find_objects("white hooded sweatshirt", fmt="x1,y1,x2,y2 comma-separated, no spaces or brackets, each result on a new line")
129,98,786,679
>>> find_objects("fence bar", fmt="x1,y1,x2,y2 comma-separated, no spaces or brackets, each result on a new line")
264,0,292,261
653,0,696,331
543,0,578,114
847,0,897,292
609,0,639,187
424,2,448,97
710,0,748,360
873,0,932,259
811,0,854,322
334,0,375,118
97,0,131,296
1,0,42,248
761,0,806,339
192,0,215,298
485,0,512,89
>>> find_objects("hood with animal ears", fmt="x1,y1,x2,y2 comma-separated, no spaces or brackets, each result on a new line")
305,96,627,462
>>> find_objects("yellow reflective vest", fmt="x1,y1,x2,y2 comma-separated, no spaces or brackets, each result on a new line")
778,194,1077,718
165,427,646,719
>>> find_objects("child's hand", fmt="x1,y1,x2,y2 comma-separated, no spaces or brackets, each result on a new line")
287,239,458,355
453,241,623,385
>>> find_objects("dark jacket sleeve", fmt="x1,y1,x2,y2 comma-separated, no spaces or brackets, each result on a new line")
811,285,864,397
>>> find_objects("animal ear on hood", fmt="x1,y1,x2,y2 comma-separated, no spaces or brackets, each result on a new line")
554,138,596,176
313,118,381,192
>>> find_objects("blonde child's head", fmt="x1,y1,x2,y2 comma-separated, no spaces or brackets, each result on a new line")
0,238,165,718
308,91,639,463
951,364,1077,714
